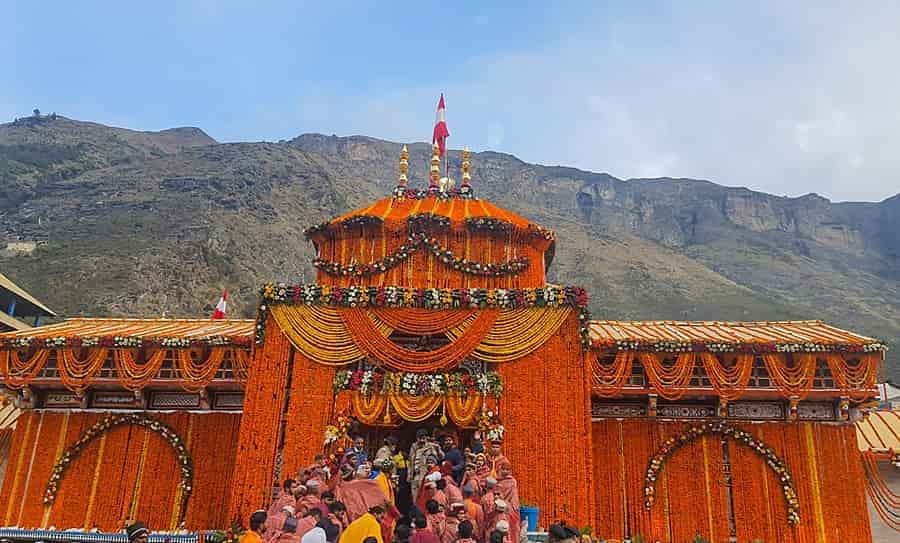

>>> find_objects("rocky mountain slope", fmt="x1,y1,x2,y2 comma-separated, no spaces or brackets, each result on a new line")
1,116,897,379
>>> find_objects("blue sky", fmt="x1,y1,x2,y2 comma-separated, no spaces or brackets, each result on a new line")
4,1,899,202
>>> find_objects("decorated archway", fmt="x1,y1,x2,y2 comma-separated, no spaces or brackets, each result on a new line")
644,421,800,525
43,413,193,522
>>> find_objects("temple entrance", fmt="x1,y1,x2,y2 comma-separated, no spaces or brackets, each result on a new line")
353,416,481,515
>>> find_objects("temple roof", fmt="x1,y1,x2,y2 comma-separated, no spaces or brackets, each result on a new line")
857,409,900,455
588,319,887,352
0,317,254,348
306,196,557,264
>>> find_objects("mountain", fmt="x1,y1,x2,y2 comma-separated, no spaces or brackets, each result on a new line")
1,117,897,380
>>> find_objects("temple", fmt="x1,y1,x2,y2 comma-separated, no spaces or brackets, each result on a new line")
0,142,890,542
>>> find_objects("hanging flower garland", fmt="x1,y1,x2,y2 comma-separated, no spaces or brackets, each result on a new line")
312,231,530,277
324,407,358,447
44,413,193,521
333,366,502,396
593,338,888,354
644,421,800,526
465,217,556,241
303,208,555,243
477,410,505,442
0,334,251,351
256,283,592,349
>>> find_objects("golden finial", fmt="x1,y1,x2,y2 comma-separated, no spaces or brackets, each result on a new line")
430,142,440,187
462,145,471,186
398,145,409,187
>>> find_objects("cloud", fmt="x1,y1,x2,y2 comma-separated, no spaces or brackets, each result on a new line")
288,4,900,202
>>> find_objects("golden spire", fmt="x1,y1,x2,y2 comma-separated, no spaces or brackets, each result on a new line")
461,145,471,186
398,145,409,187
429,142,440,187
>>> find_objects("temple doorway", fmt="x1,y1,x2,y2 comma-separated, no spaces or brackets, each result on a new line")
354,416,480,515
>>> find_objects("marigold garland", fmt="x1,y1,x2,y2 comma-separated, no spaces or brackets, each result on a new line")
643,421,800,526
339,307,499,371
114,348,168,391
43,413,193,524
333,366,502,396
591,351,634,398
594,338,888,354
313,231,530,277
268,304,576,370
0,349,49,389
588,350,879,401
176,348,226,392
0,346,247,391
367,308,475,335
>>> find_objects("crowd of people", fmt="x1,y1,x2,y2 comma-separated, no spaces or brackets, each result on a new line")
120,430,587,543
247,431,526,543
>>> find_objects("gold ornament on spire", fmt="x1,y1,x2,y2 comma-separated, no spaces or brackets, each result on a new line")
462,145,471,186
398,145,409,187
430,142,441,187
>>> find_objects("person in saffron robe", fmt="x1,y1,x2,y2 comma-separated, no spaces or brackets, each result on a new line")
270,480,299,516
298,480,322,515
439,462,464,505
472,454,491,493
410,516,439,543
493,459,520,543
440,503,465,543
486,441,509,478
335,474,392,522
490,499,511,534
480,477,498,530
242,510,268,543
265,505,296,542
456,520,476,543
338,505,386,543
423,500,446,541
291,486,309,515
294,510,323,540
371,457,396,504
462,484,483,540
270,515,302,543
414,472,443,512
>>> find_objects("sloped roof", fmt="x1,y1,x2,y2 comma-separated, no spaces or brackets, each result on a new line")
857,410,900,454
309,196,556,264
588,319,885,350
0,317,254,346
0,310,30,332
0,272,55,317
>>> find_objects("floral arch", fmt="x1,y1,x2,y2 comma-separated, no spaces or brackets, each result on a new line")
644,421,800,525
43,413,193,521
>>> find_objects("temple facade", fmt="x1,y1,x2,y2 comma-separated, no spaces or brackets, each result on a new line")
0,143,888,542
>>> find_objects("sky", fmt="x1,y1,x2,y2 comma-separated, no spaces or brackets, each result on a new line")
3,1,899,202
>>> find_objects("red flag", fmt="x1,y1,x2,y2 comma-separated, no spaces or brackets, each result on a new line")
211,289,228,319
432,93,449,157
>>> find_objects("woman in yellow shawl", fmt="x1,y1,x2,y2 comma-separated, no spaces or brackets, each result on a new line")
338,505,386,543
